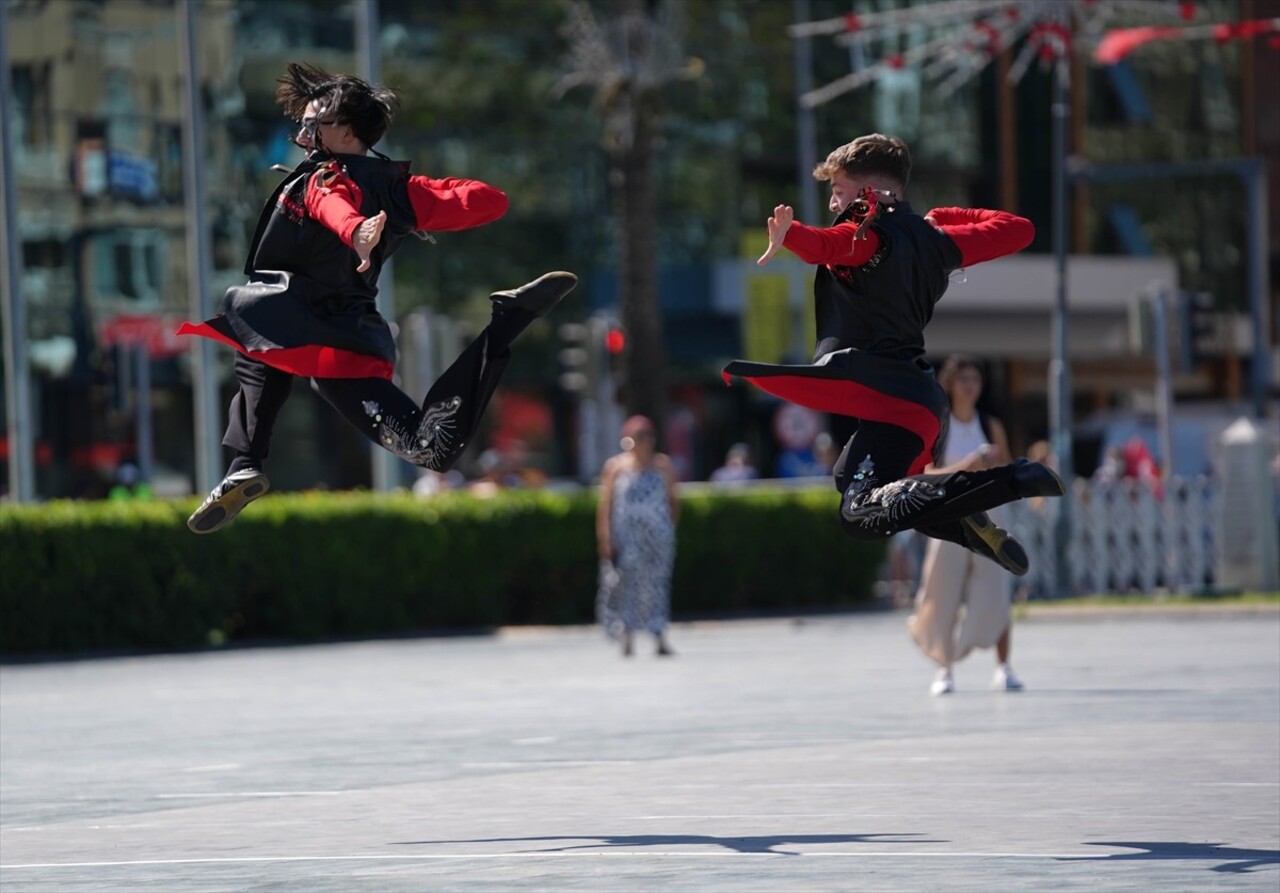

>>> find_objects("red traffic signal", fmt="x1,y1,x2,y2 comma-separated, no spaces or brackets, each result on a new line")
605,328,626,355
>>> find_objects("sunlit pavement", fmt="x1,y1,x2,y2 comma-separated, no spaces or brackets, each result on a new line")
2,607,1277,892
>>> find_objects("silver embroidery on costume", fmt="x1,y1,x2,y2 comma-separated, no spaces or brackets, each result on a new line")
841,451,945,532
840,454,879,525
362,395,463,469
850,455,875,487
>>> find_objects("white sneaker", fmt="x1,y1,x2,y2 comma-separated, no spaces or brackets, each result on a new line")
930,668,955,696
992,664,1024,691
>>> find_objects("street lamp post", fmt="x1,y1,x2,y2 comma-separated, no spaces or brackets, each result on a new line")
355,0,399,493
0,1,35,502
1048,60,1075,598
178,0,222,496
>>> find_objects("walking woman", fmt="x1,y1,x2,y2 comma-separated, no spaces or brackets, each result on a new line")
596,416,680,657
907,356,1023,695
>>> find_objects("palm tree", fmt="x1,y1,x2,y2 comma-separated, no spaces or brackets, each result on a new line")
557,0,701,427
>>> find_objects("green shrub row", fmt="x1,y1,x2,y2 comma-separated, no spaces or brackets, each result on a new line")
0,486,885,657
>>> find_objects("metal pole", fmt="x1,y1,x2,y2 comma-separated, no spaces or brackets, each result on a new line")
1152,284,1174,480
135,343,154,485
1049,60,1074,597
792,0,820,362
0,0,36,501
793,0,819,227
1244,161,1270,420
355,0,399,492
178,0,221,495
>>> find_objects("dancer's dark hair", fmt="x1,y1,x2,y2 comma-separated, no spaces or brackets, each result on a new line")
275,62,399,149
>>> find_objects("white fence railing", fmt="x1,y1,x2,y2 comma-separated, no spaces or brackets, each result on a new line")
1006,476,1219,598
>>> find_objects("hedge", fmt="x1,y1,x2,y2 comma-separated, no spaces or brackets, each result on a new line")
0,486,885,657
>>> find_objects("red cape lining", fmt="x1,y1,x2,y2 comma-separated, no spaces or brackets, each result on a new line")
177,322,394,380
726,371,938,475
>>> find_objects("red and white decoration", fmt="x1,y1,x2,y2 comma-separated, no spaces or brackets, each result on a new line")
791,0,1275,107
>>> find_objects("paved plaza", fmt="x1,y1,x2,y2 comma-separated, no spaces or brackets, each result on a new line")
1,606,1277,892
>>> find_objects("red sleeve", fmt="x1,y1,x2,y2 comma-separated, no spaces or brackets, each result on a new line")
781,221,882,267
926,207,1035,266
305,167,365,248
407,175,509,231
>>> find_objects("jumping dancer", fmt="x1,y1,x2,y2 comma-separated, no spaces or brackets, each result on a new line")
724,133,1062,572
180,62,576,533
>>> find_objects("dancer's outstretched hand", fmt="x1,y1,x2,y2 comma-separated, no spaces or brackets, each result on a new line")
757,204,794,266
354,210,387,272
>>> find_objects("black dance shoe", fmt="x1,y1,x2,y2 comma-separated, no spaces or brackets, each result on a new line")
489,271,578,318
1010,458,1066,499
187,468,270,534
961,511,1030,576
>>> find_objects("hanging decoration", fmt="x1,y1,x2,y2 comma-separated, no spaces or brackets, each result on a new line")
1094,17,1280,64
788,0,1272,107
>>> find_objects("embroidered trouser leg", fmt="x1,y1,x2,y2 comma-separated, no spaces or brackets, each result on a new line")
312,310,530,471
834,420,1026,542
222,352,296,464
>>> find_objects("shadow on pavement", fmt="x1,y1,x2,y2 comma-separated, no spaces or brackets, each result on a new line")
1071,841,1280,874
391,832,945,855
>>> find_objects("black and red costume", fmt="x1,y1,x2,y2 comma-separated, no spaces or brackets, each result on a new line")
724,199,1037,545
180,152,526,472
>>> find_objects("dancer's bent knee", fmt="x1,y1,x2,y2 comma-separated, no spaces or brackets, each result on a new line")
364,394,467,470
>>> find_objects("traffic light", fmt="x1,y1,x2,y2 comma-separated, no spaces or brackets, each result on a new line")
559,317,627,400
1178,290,1215,370
556,321,597,394
604,321,626,396
605,325,625,357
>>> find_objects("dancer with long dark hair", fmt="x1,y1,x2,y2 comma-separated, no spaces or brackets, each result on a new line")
180,63,576,533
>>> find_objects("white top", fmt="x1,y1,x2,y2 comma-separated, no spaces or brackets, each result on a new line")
943,413,987,466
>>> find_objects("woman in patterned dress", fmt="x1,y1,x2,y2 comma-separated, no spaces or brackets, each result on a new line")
596,416,680,657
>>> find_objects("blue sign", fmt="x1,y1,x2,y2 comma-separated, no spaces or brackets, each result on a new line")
108,152,159,203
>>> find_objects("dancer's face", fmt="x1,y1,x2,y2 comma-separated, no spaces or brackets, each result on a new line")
295,99,363,155
827,171,900,215
827,171,864,214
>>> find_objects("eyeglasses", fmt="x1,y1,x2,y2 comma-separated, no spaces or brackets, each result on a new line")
293,118,341,150
299,118,338,131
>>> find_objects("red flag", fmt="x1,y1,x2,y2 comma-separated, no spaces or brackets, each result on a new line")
1096,19,1280,64
1093,26,1182,64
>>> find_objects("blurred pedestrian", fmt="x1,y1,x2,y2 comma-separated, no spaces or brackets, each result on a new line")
1093,444,1125,483
179,61,576,533
907,355,1023,695
411,468,458,498
469,448,516,497
723,133,1061,578
710,442,758,483
1123,436,1163,499
596,415,680,657
107,463,154,502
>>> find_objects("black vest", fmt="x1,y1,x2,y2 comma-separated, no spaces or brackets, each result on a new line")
811,201,963,365
213,153,422,364
244,153,419,302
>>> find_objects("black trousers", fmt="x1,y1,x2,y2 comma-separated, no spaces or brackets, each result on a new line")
221,309,530,474
831,419,1025,545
